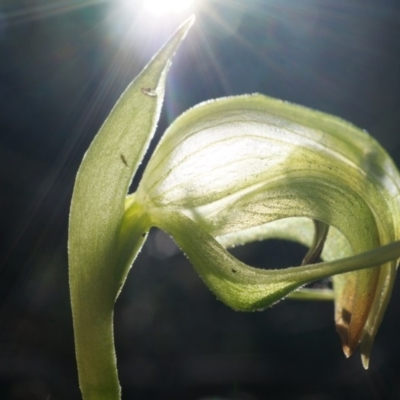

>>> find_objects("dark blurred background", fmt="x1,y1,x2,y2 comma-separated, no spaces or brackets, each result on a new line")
0,0,400,399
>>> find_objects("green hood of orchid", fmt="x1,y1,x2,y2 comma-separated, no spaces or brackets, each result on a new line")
69,16,400,400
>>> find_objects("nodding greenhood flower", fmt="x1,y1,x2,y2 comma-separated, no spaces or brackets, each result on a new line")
69,16,400,400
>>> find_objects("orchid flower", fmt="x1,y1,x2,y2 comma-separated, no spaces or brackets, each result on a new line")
68,17,400,400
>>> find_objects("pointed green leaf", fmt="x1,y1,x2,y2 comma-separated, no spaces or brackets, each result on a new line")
68,17,194,400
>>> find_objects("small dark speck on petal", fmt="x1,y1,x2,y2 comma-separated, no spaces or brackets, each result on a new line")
120,154,128,167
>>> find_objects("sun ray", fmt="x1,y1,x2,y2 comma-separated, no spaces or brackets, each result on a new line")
2,0,106,26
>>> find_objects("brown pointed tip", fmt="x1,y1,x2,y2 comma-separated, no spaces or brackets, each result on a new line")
342,344,352,358
336,317,363,360
336,321,354,358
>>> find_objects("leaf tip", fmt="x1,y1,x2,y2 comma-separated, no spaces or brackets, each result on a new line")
360,335,374,370
361,354,370,370
342,344,352,358
187,14,196,25
178,14,196,36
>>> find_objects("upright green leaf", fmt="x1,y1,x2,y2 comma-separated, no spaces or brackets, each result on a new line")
68,17,194,400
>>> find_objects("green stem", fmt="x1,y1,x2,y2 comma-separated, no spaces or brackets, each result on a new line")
72,285,119,400
70,206,150,400
287,288,334,301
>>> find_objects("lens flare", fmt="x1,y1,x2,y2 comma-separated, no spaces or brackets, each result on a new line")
143,0,193,15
